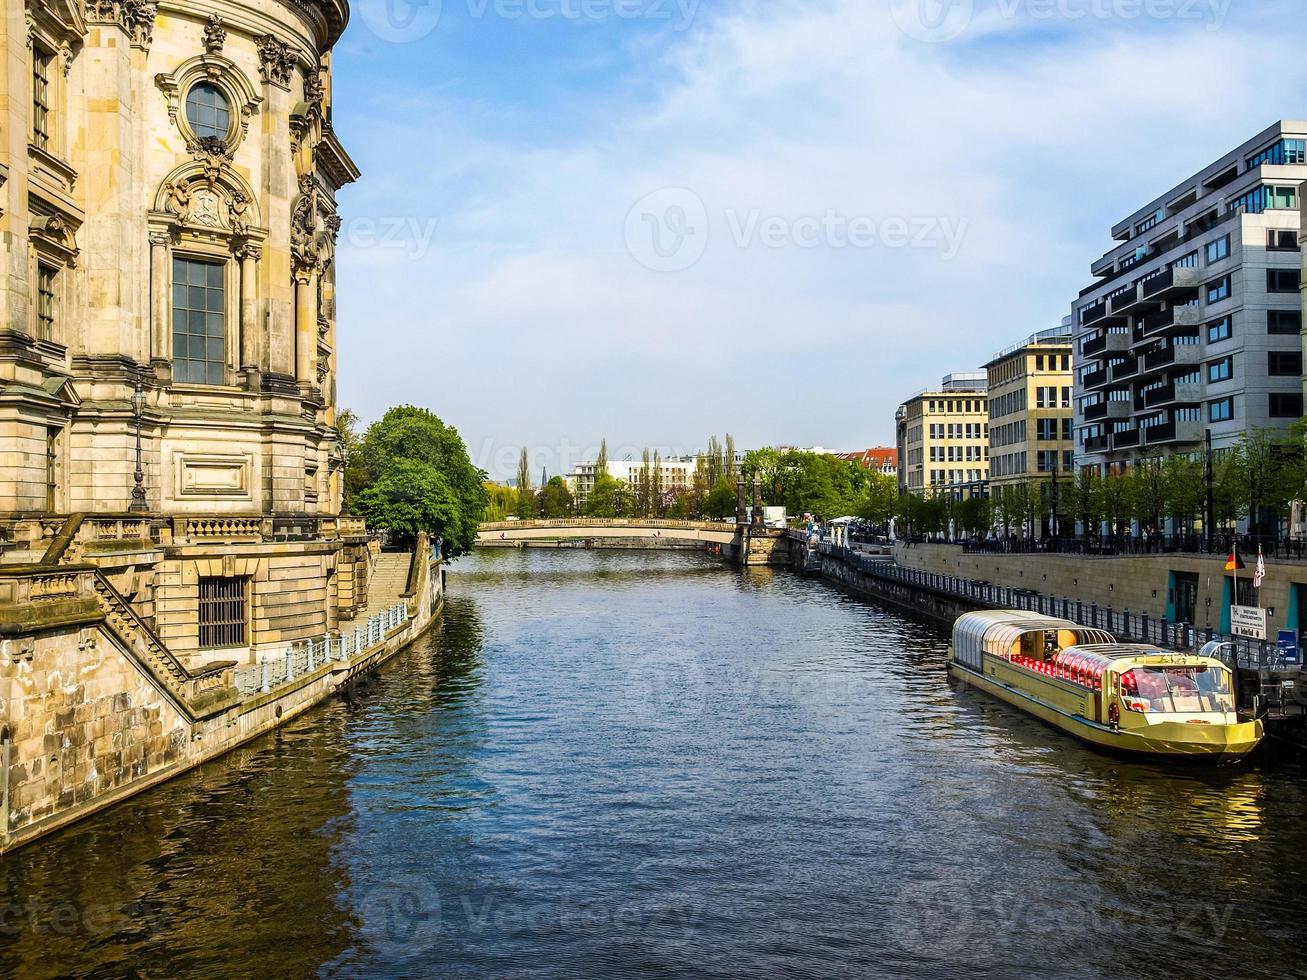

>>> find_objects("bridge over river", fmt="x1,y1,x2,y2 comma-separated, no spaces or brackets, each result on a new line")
477,519,742,548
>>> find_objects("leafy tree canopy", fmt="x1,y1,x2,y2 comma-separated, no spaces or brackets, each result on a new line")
355,406,488,556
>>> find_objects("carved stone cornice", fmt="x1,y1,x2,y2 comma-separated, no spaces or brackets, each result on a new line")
84,0,157,50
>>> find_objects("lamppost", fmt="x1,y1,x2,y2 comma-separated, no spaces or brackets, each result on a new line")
129,380,148,513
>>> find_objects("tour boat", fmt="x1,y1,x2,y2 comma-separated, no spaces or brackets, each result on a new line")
949,610,1264,761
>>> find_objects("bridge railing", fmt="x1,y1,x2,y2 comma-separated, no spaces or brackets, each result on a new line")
478,519,738,532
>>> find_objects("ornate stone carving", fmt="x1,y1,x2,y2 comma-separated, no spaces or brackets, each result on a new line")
86,0,158,50
291,174,321,271
257,34,296,87
303,70,325,107
203,14,226,54
188,187,226,229
163,181,192,224
228,191,252,237
188,135,231,188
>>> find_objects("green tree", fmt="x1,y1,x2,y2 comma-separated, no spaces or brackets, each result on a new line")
334,408,368,512
703,479,737,519
536,476,574,519
483,482,519,522
515,448,536,519
1163,455,1204,535
355,405,488,556
858,471,899,527
1068,468,1102,539
957,495,991,538
584,470,630,518
1097,471,1133,541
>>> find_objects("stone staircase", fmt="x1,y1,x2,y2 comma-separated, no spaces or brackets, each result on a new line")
364,552,413,618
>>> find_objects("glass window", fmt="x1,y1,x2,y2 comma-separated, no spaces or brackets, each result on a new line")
1209,398,1234,422
1205,236,1229,263
1207,357,1233,383
1205,276,1231,304
1271,185,1298,210
1247,139,1307,167
36,263,56,340
1207,317,1232,343
1268,351,1302,376
172,257,226,385
1270,393,1304,418
1269,310,1301,335
185,83,231,141
32,44,52,150
1267,229,1299,251
1120,667,1232,714
1268,268,1300,292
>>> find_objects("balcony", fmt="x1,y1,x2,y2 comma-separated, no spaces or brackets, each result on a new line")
1141,265,1202,301
1111,427,1140,449
1108,285,1143,315
1144,418,1204,446
1081,300,1107,325
1110,358,1139,382
1082,367,1109,389
1082,334,1108,357
1139,304,1202,339
1084,435,1110,453
1141,343,1202,372
1083,400,1108,421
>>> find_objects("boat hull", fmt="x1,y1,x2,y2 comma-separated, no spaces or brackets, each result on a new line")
948,662,1263,762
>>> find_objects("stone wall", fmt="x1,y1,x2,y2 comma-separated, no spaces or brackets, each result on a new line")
0,543,443,855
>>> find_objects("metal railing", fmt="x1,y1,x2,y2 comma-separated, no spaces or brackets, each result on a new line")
234,601,410,696
824,546,1292,670
960,533,1307,560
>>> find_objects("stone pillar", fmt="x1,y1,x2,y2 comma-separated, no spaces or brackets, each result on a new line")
294,268,317,386
736,481,747,524
148,232,171,376
751,476,764,528
238,243,262,383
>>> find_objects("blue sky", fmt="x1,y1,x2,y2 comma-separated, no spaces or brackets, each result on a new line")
329,0,1306,479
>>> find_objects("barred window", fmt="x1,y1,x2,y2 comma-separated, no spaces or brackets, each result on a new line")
36,263,56,339
199,577,247,649
32,45,52,150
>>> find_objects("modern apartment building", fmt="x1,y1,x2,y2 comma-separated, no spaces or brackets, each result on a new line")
566,456,699,504
895,374,989,499
985,325,1075,501
1073,122,1307,474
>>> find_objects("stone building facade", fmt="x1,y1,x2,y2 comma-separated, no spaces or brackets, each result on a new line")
0,2,453,853
0,0,371,669
895,373,990,500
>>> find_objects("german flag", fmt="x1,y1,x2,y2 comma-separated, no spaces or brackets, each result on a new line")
1225,549,1246,572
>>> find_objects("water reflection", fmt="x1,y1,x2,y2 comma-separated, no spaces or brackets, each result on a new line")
2,550,1306,978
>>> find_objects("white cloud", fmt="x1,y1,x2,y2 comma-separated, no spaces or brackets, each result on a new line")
336,0,1307,477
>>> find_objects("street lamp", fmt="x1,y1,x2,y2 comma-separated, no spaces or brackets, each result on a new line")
129,380,147,513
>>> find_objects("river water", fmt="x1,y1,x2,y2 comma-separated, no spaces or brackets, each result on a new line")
2,549,1306,978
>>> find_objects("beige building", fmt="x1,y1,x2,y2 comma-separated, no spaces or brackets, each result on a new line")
0,0,371,662
984,326,1075,507
895,374,989,499
0,0,455,855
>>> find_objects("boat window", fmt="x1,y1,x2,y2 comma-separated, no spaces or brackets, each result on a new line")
1120,667,1232,713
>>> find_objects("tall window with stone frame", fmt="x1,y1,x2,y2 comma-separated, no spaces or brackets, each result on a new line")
198,576,248,649
35,263,56,340
172,257,227,384
32,43,53,150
